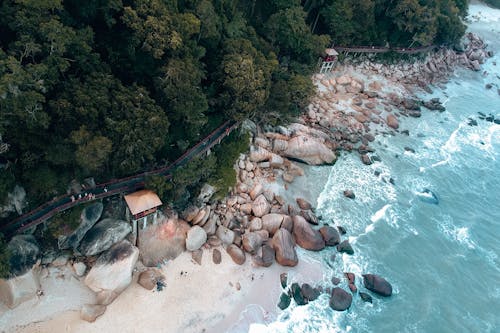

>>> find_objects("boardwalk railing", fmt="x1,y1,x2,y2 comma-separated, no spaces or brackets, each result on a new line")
334,45,436,55
1,120,238,237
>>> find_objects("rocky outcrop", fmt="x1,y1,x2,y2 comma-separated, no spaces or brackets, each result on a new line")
185,226,207,251
78,218,131,256
292,215,325,251
363,274,392,297
282,135,335,165
329,287,352,311
58,202,103,250
0,266,40,309
7,234,40,276
81,304,106,322
271,228,298,266
84,240,139,305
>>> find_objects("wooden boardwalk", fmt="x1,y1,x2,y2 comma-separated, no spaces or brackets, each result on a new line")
334,45,436,54
1,120,238,237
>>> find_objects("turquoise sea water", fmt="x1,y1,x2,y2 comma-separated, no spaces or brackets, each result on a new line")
244,4,500,333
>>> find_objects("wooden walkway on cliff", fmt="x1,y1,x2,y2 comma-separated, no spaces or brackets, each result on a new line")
334,45,436,55
1,120,239,237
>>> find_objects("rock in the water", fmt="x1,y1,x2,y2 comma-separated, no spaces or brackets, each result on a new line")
271,229,298,267
7,235,40,276
185,226,208,251
299,210,319,225
348,283,357,293
337,226,347,235
58,202,104,250
331,276,341,285
226,245,246,265
81,304,106,322
280,273,288,289
291,283,307,305
386,114,399,129
79,218,131,256
252,194,271,218
416,188,439,205
361,154,372,165
216,226,235,245
337,240,354,255
301,283,320,302
0,267,40,309
212,249,222,264
344,272,355,284
360,292,373,303
296,198,312,210
319,226,341,246
277,292,291,310
292,215,325,251
362,274,392,297
329,287,352,311
343,190,355,199
73,262,87,277
84,240,139,305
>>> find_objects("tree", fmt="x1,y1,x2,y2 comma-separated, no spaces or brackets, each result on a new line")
0,234,10,278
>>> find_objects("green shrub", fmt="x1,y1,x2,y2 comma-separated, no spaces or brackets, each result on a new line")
0,233,11,278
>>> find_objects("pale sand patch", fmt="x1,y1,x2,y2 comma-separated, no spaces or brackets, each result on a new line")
8,249,323,333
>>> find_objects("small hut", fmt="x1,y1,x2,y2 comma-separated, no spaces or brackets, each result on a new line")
124,189,162,245
319,48,338,73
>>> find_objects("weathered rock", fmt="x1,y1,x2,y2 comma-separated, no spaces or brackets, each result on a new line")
197,184,216,203
7,235,40,276
84,240,139,305
51,254,69,267
337,226,347,235
186,226,208,251
226,245,246,265
0,267,40,309
212,249,222,264
58,202,104,250
360,292,373,303
79,218,131,256
252,194,271,217
386,114,399,129
249,146,272,163
361,154,372,165
203,215,218,236
262,213,284,235
240,203,253,215
138,269,163,290
191,206,210,225
181,205,200,222
319,226,341,246
301,283,320,302
249,183,264,201
348,283,358,293
281,215,293,233
259,244,275,267
283,135,336,165
300,210,319,225
343,190,355,199
277,292,291,310
291,283,307,305
271,229,298,267
242,232,265,254
329,287,352,311
344,272,355,284
337,240,354,255
362,274,392,297
81,304,106,322
249,217,262,231
292,215,325,251
73,262,87,277
331,276,341,285
216,226,235,245
296,198,312,210
191,249,203,265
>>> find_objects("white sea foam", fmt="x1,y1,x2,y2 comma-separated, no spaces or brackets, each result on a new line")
437,215,476,250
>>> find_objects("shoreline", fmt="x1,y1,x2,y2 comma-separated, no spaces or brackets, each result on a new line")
1,19,494,333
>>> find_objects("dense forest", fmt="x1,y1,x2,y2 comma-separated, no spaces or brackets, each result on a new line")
0,0,469,210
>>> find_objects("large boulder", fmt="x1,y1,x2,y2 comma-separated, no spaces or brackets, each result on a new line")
242,232,265,254
283,135,336,165
7,234,40,276
386,114,399,130
58,202,103,250
252,194,271,217
0,267,40,309
301,283,320,302
78,218,131,256
296,198,312,210
329,287,352,311
249,146,272,163
216,225,235,245
292,216,325,251
249,183,263,201
81,304,106,322
253,244,275,267
362,274,392,297
185,226,207,251
319,226,341,246
271,229,298,267
226,245,246,265
84,240,139,305
261,213,285,235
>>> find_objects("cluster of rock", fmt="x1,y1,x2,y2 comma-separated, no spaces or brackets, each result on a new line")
278,272,392,312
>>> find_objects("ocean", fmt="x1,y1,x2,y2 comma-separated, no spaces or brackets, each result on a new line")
245,3,500,333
